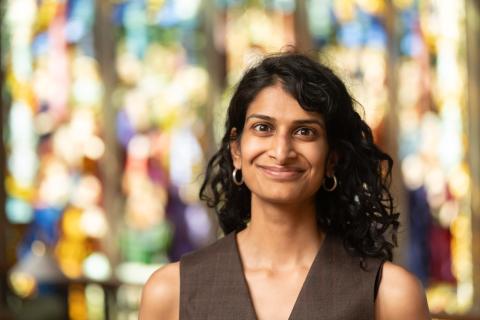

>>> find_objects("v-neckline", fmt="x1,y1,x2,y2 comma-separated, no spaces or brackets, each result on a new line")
231,231,329,320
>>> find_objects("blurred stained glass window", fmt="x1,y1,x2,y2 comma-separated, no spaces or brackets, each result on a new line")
395,0,473,314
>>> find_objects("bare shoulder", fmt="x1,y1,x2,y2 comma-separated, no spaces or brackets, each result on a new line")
375,262,431,320
139,262,180,320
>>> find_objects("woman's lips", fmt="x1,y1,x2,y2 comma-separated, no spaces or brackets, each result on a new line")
256,165,305,180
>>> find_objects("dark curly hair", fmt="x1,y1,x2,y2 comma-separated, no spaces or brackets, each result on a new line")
199,52,399,261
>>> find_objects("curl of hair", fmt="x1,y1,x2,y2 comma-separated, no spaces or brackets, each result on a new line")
199,52,399,261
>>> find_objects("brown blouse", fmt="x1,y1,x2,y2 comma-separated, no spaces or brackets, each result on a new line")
180,231,383,320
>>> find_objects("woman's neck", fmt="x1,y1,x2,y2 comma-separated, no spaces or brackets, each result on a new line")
236,196,324,270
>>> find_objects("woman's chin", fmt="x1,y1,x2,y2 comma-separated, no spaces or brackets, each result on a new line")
253,191,313,206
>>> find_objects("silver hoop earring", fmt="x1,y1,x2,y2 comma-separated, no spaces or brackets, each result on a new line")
232,168,244,186
323,175,337,192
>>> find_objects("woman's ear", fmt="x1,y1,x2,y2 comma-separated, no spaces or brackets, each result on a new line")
229,128,242,169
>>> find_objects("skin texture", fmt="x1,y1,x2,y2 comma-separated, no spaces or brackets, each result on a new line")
139,262,180,319
375,262,431,320
139,85,431,320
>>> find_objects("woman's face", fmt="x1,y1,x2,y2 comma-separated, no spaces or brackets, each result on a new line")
230,83,332,206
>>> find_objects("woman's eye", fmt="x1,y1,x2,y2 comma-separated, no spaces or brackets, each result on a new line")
252,123,271,132
295,127,315,136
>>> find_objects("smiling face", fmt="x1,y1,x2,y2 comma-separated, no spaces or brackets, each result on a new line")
230,83,333,206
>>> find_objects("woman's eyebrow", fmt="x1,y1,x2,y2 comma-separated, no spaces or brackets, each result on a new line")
292,119,325,129
245,114,273,122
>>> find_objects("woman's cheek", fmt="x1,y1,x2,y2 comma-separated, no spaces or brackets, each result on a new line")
240,137,268,164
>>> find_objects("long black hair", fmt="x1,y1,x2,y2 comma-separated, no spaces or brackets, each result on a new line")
199,52,399,261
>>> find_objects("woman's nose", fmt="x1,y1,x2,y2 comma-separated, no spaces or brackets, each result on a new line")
268,133,297,163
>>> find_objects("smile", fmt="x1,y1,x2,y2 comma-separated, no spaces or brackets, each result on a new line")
256,165,305,181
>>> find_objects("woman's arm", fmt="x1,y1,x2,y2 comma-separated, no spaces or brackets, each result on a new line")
375,262,431,320
139,262,180,320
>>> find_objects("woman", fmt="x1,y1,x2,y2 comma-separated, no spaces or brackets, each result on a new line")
139,53,430,319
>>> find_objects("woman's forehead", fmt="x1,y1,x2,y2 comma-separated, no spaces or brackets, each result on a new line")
245,85,325,123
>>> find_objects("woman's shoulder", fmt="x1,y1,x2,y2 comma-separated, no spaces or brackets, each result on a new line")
139,234,233,319
139,262,180,320
181,232,235,266
375,261,431,320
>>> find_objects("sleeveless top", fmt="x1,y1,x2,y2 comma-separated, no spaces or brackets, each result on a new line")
180,231,384,320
